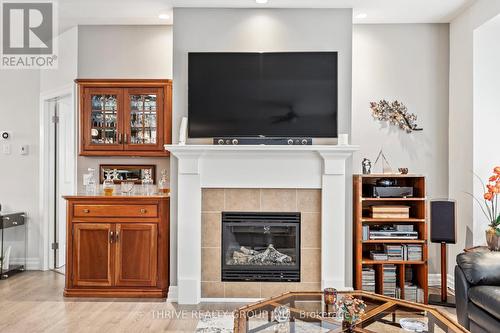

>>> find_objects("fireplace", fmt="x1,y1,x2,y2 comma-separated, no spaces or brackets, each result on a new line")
221,212,301,282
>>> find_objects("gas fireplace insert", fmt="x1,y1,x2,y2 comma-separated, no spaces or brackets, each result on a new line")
221,212,300,282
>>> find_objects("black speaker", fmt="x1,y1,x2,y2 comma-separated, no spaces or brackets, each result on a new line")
430,200,456,244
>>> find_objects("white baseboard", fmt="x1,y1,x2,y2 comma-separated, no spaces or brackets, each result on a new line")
427,273,455,292
428,274,441,287
447,273,455,292
167,286,178,302
9,258,41,270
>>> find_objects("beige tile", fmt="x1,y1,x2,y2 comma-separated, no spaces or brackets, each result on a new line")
201,282,225,298
298,282,322,291
301,249,321,282
260,189,297,211
201,248,221,282
301,213,321,248
202,189,225,212
261,283,299,298
225,189,260,211
202,213,221,248
297,189,321,213
224,282,261,298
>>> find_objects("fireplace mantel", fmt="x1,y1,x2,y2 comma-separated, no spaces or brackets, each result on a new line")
165,144,359,304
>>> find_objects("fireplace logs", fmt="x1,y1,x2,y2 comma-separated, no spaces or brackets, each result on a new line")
229,244,293,266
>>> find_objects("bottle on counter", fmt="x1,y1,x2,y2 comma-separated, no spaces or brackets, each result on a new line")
158,169,169,195
103,170,115,196
85,168,97,195
142,169,154,196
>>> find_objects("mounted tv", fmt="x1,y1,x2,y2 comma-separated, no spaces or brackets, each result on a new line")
188,52,338,138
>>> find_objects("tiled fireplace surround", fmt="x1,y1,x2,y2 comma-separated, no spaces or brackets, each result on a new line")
166,144,358,304
201,188,322,298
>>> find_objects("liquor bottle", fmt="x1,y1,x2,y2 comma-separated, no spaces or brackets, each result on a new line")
158,169,170,195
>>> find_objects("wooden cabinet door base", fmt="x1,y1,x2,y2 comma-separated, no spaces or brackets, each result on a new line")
114,223,158,287
73,223,114,287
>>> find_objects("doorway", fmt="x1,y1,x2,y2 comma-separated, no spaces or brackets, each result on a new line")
40,87,76,273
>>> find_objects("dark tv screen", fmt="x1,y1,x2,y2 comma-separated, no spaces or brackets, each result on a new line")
188,52,338,138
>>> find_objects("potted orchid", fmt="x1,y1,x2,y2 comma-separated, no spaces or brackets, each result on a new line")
472,166,500,251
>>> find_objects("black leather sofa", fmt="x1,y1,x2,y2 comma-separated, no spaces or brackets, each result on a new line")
455,252,500,333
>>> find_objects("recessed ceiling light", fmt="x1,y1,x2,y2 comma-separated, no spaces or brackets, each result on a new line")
159,13,170,20
355,13,368,19
256,0,268,4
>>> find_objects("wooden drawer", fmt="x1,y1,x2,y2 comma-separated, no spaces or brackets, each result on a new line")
74,204,158,218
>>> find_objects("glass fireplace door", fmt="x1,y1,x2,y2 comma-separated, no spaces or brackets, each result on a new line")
222,212,300,282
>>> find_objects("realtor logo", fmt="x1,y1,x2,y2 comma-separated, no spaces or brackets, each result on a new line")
1,1,57,69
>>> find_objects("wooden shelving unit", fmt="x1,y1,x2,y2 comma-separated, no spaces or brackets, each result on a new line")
353,174,428,304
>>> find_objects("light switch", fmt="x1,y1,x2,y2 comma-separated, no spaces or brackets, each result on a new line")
20,145,29,155
3,143,11,155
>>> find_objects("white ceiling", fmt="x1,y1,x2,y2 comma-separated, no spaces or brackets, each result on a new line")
59,0,476,31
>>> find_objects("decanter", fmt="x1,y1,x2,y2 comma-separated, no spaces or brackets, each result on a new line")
158,169,169,195
103,170,115,196
142,169,154,195
85,168,97,195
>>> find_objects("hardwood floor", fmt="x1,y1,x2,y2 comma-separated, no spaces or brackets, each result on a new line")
0,271,242,333
0,271,458,332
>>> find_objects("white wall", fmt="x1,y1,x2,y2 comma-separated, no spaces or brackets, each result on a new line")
472,15,500,245
77,25,173,190
0,70,41,269
449,0,500,275
78,25,172,79
172,8,353,286
40,27,79,93
352,24,450,274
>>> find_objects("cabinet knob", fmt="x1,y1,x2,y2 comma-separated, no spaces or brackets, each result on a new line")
83,209,90,213
140,209,147,214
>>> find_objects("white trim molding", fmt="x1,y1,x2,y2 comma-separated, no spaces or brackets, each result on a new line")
39,84,77,271
166,144,358,304
427,273,455,292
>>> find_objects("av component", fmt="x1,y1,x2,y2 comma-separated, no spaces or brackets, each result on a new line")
213,137,312,146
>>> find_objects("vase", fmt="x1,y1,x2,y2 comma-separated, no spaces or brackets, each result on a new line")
342,320,353,332
486,229,500,251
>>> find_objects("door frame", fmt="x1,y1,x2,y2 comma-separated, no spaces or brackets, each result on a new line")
39,84,77,271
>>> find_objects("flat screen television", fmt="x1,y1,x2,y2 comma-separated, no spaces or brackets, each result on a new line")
188,52,338,138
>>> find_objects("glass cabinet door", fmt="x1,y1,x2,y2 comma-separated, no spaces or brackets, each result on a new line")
83,88,123,151
125,88,164,150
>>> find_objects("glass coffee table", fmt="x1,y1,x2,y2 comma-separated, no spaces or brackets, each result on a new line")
234,291,467,333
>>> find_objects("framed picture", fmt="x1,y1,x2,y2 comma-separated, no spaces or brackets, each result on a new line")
99,164,156,184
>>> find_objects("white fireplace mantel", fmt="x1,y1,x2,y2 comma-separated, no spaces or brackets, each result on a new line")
166,144,359,304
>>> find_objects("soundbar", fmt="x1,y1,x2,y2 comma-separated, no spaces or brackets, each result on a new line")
213,137,312,145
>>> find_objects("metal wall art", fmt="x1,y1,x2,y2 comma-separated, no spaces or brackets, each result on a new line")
370,100,423,133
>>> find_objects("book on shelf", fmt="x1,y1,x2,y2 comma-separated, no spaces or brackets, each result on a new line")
370,251,388,261
371,205,410,219
384,244,403,260
362,267,375,293
368,245,423,262
362,225,369,241
395,283,424,303
383,265,397,298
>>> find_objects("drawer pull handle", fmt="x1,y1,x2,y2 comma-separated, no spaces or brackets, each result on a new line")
83,209,90,213
140,209,147,214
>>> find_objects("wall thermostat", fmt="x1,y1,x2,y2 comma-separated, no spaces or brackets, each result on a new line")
1,132,9,140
